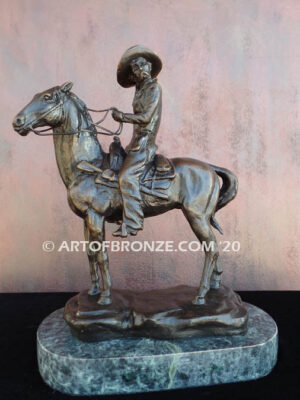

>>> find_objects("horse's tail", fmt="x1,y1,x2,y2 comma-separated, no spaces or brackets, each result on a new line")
209,164,238,235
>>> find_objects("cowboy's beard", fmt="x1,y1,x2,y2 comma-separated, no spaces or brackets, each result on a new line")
131,69,151,83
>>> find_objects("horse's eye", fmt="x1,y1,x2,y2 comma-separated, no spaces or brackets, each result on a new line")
44,94,52,101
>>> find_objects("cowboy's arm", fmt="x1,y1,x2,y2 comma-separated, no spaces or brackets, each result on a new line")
114,84,161,125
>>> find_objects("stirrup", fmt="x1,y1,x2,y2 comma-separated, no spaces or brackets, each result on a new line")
102,168,117,182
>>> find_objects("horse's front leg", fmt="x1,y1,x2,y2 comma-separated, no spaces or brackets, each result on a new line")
84,220,101,296
86,210,112,305
97,243,111,305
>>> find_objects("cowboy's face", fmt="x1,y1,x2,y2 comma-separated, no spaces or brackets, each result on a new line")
130,57,152,83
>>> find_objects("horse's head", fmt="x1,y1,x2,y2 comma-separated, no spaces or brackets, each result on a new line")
12,82,73,136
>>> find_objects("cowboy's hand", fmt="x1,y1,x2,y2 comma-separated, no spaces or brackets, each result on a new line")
112,110,124,122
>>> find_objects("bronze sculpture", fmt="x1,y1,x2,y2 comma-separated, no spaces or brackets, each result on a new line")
12,46,244,340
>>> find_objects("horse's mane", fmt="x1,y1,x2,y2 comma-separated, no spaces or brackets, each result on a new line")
68,92,97,134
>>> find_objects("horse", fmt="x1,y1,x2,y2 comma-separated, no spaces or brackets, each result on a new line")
12,82,238,306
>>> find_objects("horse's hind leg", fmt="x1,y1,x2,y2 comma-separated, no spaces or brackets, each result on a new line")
210,262,223,290
183,208,219,305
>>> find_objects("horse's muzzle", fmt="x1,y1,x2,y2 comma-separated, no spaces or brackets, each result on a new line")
12,114,30,136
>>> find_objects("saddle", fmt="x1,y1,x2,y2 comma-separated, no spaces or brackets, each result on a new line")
77,138,175,200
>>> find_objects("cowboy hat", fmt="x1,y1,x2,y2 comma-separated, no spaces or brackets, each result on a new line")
117,45,162,88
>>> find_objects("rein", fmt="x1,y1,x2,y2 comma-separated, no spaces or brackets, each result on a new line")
28,99,123,137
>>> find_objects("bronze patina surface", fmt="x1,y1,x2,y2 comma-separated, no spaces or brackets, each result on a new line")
64,285,247,341
12,46,244,341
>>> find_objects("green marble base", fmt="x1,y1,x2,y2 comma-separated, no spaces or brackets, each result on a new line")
37,303,278,395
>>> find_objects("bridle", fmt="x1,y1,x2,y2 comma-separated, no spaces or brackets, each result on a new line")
27,93,123,137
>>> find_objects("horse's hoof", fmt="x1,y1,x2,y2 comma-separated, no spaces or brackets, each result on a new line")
97,295,112,306
88,285,101,296
192,296,205,305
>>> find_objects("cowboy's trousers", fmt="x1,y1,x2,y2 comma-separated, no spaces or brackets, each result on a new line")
118,135,153,231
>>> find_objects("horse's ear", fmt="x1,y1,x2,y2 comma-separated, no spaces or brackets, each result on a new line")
60,81,73,93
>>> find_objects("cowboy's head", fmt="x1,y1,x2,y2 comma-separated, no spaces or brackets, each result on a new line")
117,45,162,88
129,57,152,84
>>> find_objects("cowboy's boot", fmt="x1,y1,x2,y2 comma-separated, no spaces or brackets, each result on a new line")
112,223,138,237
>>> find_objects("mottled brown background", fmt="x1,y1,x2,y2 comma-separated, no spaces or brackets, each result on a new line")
1,0,299,292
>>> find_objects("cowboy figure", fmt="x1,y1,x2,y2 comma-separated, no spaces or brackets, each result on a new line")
112,45,162,237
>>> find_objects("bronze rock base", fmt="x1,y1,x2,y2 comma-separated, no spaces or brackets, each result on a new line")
64,285,248,342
